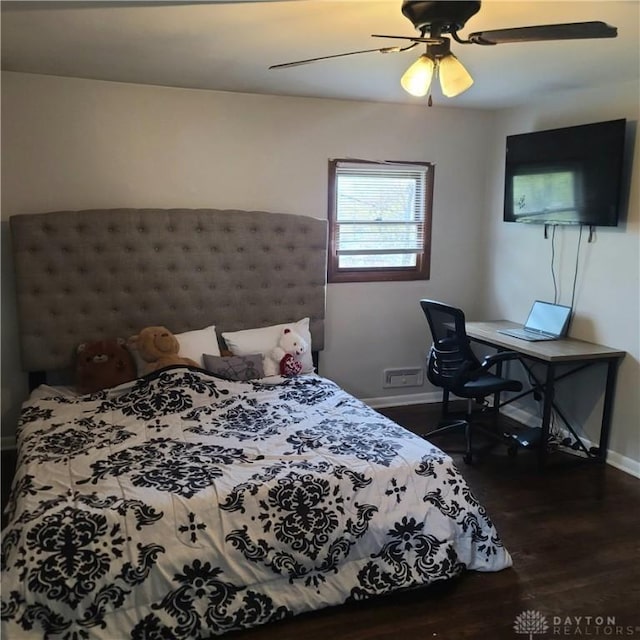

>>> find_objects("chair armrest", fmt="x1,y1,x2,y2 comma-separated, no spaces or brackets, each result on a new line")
479,351,521,372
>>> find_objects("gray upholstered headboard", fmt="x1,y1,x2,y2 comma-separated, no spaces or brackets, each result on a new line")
10,208,327,374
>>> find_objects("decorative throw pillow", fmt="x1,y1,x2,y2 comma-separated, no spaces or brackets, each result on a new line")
203,353,264,381
175,324,220,367
221,317,314,377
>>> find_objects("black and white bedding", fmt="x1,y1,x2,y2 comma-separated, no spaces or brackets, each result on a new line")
1,367,512,638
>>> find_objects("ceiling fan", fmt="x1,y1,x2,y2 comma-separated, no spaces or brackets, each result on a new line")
269,1,617,104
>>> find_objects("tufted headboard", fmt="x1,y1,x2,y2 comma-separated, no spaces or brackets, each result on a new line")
10,208,327,376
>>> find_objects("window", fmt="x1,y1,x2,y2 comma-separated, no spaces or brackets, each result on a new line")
328,159,434,283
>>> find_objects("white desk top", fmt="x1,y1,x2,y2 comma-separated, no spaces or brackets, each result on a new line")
466,321,626,363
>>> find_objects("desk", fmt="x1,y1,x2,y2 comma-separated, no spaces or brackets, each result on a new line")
465,320,626,465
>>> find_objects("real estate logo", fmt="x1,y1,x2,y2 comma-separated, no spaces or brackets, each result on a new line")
513,610,549,639
513,610,639,637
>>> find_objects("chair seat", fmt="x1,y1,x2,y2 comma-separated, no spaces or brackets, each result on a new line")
458,374,522,398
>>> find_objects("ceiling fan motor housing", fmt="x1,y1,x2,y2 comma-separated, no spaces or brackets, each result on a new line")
401,1,481,34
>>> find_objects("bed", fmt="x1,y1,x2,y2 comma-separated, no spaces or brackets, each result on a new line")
2,209,512,639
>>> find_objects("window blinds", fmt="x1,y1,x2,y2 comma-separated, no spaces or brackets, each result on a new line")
334,162,429,266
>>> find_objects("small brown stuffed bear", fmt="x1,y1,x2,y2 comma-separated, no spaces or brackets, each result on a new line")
128,326,199,375
75,338,137,394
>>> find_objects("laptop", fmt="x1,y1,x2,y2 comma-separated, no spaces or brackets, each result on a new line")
497,301,572,342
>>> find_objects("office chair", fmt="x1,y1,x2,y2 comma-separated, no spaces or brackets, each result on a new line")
420,299,524,464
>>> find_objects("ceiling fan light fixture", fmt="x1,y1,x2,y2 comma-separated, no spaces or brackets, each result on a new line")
400,54,435,97
438,53,474,97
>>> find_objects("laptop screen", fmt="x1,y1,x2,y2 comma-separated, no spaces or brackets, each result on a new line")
524,301,572,336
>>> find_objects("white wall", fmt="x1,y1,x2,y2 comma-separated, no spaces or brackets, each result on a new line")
1,71,496,440
3,72,637,472
483,81,640,471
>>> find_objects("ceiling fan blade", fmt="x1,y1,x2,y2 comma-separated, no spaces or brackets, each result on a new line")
468,21,617,45
269,47,403,70
372,34,444,45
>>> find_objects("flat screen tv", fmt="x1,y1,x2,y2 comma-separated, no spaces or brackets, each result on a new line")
503,119,626,227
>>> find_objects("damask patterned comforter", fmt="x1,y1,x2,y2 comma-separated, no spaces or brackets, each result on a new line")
1,367,512,638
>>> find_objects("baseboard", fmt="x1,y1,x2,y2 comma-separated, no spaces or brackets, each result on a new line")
497,405,640,479
604,450,640,479
362,391,442,410
500,404,540,428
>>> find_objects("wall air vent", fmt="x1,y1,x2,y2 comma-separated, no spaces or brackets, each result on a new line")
383,367,424,389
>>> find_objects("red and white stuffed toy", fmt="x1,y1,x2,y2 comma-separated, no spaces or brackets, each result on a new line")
269,327,308,377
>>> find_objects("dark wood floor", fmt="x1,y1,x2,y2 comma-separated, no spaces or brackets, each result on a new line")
2,404,639,639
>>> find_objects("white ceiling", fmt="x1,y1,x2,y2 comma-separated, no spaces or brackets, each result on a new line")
2,0,639,110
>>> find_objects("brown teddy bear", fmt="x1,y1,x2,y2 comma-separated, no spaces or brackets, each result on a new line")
128,326,199,375
75,338,137,394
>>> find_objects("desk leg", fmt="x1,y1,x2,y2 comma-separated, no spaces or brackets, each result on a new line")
442,389,450,420
493,357,503,420
539,363,556,468
597,358,620,463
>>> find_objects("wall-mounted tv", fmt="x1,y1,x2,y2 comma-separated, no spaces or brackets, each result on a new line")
503,119,626,227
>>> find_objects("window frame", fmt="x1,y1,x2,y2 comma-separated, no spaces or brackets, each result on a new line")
327,158,434,283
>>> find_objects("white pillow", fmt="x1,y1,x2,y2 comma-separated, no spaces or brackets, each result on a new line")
175,325,220,368
222,318,313,377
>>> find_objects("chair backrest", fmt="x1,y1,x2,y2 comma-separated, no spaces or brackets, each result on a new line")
419,299,479,392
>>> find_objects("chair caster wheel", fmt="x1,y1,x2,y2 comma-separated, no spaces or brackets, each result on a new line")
463,453,473,465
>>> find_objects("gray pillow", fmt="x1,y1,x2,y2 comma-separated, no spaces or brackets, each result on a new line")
202,353,264,381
